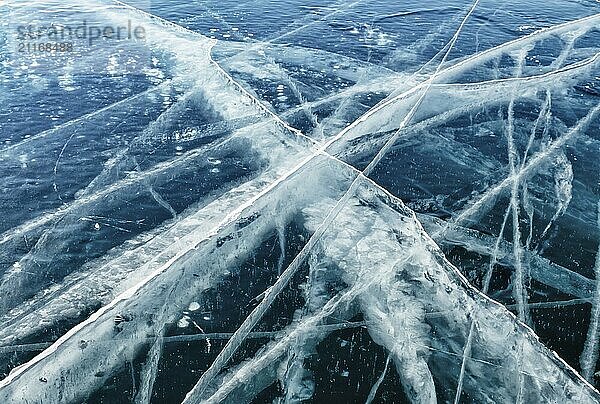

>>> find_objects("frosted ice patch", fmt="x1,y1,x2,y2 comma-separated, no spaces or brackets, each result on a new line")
177,316,190,328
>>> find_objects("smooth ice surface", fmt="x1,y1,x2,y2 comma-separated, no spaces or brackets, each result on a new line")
0,0,600,402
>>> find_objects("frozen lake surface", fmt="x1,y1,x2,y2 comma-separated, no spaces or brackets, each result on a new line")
0,0,600,402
